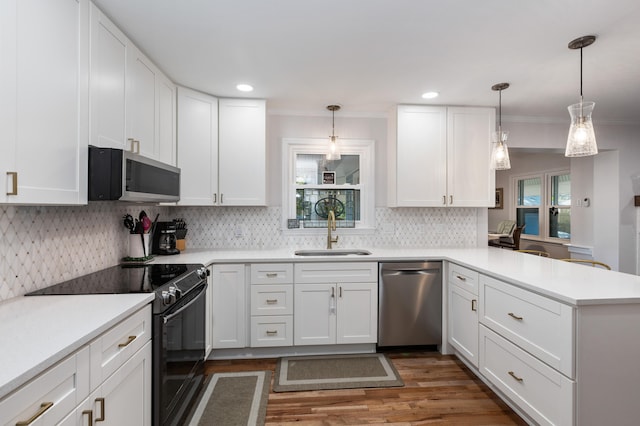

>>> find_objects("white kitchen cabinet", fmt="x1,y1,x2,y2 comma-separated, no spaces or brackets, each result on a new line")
211,264,247,349
0,0,89,205
59,341,152,426
447,263,480,367
218,98,266,206
249,263,294,347
89,3,176,164
1,305,151,426
177,91,266,206
294,263,378,346
391,105,495,207
176,87,219,205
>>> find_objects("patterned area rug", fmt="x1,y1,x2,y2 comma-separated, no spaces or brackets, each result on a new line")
188,371,270,426
273,353,404,392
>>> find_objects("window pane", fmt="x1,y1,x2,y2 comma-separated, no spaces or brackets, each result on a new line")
517,207,539,236
296,188,360,222
549,208,570,239
551,174,571,206
517,177,541,206
295,154,360,185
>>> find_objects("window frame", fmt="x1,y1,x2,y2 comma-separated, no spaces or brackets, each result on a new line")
282,138,375,233
511,168,571,243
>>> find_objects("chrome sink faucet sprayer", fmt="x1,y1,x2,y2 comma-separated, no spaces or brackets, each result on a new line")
327,210,339,249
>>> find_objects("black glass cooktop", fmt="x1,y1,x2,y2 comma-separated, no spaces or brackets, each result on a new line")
27,264,199,295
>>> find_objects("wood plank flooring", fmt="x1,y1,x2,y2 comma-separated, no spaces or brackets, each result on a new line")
204,351,527,425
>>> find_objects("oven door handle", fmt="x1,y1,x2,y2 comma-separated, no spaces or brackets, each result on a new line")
163,282,207,323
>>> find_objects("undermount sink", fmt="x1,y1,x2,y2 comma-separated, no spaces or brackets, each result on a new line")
294,249,372,256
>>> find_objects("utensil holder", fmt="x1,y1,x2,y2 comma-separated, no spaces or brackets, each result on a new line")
129,233,150,258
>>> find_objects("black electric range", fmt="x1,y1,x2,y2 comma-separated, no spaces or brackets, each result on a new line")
27,263,209,426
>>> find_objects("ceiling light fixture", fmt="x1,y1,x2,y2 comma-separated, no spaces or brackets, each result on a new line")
421,91,439,99
236,83,253,92
565,35,598,157
490,82,511,170
326,105,341,160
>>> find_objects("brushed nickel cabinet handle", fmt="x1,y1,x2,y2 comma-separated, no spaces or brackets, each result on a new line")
339,286,343,298
471,299,477,311
16,402,53,425
456,275,466,282
118,335,136,348
442,195,446,205
128,138,140,154
508,371,524,382
450,195,453,205
6,172,17,195
266,273,277,278
508,312,523,321
331,287,335,298
220,193,224,204
265,299,278,304
95,397,105,422
82,410,93,426
213,193,217,203
266,330,278,336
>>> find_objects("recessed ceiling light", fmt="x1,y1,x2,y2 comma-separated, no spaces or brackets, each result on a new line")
236,83,254,92
422,91,439,99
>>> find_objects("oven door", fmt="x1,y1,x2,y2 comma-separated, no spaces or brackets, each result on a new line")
153,281,207,426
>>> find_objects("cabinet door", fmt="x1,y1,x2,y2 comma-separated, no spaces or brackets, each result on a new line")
446,107,495,207
177,87,219,205
211,264,246,348
127,45,158,159
218,98,266,206
294,283,336,345
396,105,447,207
89,3,127,151
336,282,378,344
157,74,176,166
448,283,479,367
1,0,88,204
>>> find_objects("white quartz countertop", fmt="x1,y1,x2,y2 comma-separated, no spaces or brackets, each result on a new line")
154,247,640,306
0,293,154,398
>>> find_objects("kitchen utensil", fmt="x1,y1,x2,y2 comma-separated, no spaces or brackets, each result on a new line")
123,214,135,232
139,210,152,233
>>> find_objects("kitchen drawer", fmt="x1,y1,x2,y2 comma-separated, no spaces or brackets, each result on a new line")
251,284,293,316
294,262,377,284
250,263,293,284
479,275,574,377
448,262,479,295
0,346,90,426
479,325,574,426
250,316,293,347
89,305,152,391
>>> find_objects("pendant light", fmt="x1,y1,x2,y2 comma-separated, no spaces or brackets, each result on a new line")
326,105,341,160
490,83,511,170
565,35,598,157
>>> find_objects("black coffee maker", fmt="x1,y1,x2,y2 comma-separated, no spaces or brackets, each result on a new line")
151,222,180,255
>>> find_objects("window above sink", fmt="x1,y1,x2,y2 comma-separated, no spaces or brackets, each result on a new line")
282,138,375,232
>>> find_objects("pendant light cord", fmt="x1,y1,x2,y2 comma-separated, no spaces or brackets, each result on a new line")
580,47,583,100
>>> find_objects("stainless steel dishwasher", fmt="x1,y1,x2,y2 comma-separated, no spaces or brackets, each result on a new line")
378,262,442,347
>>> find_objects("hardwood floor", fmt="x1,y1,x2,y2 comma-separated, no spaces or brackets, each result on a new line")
204,351,527,425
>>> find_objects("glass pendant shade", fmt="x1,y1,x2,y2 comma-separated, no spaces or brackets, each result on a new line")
326,135,341,160
490,129,511,170
565,101,597,157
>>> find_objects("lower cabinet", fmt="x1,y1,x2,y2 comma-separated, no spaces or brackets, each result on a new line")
250,263,294,347
447,263,480,367
211,264,246,349
294,263,378,346
59,341,152,426
1,305,152,426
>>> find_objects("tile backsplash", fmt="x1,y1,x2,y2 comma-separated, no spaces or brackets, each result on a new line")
1,204,480,301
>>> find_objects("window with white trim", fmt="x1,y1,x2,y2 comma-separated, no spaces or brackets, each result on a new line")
282,138,375,231
514,170,571,241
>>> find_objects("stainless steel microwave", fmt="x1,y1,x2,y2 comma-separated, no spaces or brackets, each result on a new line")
88,146,180,202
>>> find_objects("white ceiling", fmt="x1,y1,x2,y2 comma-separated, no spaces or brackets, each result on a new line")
93,0,640,123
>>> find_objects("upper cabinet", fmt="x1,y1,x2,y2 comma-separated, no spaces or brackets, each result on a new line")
177,88,266,206
218,98,266,206
0,0,89,205
89,3,176,165
390,105,495,207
